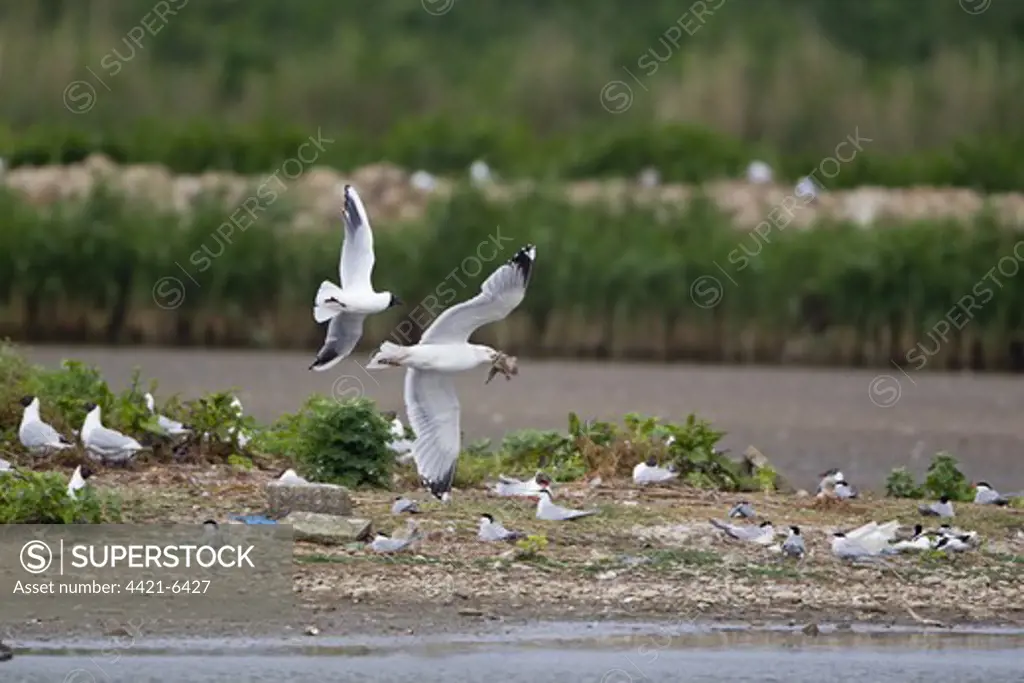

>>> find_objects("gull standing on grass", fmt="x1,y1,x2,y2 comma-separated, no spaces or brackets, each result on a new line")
710,519,776,546
309,185,403,372
632,456,678,485
18,396,74,455
367,244,537,499
81,402,145,464
478,513,527,542
535,488,599,521
143,393,191,437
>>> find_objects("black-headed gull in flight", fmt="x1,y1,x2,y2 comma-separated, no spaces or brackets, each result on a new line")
18,396,74,454
310,185,403,371
81,402,145,464
366,244,536,500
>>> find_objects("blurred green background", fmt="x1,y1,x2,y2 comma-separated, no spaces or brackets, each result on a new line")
2,0,1023,370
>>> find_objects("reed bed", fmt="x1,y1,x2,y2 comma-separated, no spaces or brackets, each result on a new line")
2,187,1023,371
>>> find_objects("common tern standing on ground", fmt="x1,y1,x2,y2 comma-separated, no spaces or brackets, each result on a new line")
309,185,403,372
18,396,73,455
728,501,756,519
973,482,1010,506
535,489,599,521
632,457,678,485
367,245,536,500
919,496,955,518
81,403,145,464
816,468,843,494
710,519,776,546
143,393,191,437
391,497,420,515
66,465,93,499
781,526,806,558
478,513,526,542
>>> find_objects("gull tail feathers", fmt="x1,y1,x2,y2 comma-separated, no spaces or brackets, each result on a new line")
313,281,347,323
367,341,410,369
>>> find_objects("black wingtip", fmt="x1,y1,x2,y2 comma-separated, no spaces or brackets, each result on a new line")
509,244,536,283
423,466,457,500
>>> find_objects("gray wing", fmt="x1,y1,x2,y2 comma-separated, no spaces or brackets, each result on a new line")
783,536,805,556
88,426,141,452
309,313,367,371
405,368,461,498
975,489,1006,505
339,185,376,292
21,420,67,448
419,245,535,344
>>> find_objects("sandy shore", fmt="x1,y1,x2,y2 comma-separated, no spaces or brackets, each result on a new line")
5,465,1021,641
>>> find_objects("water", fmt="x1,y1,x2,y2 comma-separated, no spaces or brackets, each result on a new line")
5,624,1024,683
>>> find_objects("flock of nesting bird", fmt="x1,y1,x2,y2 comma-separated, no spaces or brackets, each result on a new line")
5,392,253,499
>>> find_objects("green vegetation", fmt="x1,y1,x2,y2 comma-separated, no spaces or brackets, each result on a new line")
884,454,974,502
3,188,1024,369
0,470,119,523
5,1,1024,188
264,396,395,489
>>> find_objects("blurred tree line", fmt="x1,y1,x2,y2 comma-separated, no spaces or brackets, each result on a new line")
1,0,1022,158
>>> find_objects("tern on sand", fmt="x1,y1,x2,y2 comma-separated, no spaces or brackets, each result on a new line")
143,393,191,437
781,526,806,558
66,465,94,499
81,403,145,464
535,489,599,521
728,501,756,519
831,532,894,560
833,480,858,500
632,457,678,485
370,529,421,554
18,396,73,455
491,472,551,497
367,244,536,499
710,519,776,546
891,524,932,552
973,482,1010,506
391,497,420,515
919,496,955,518
478,513,527,542
310,185,403,372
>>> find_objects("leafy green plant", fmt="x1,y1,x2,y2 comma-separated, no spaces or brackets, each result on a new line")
184,391,257,458
924,452,973,502
271,396,395,488
885,466,925,499
514,534,549,560
0,471,119,523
